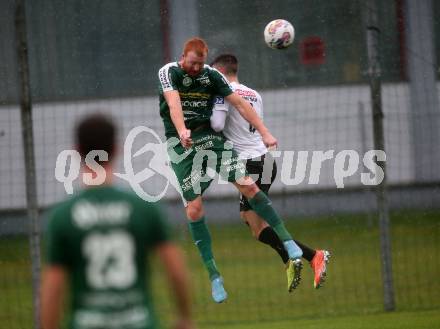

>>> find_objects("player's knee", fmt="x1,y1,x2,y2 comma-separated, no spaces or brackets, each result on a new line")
186,200,204,220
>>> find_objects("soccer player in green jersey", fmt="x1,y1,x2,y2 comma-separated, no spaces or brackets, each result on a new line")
158,37,303,303
41,114,193,329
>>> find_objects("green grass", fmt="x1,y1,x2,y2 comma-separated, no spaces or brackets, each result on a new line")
153,210,440,327
221,309,440,329
0,210,439,328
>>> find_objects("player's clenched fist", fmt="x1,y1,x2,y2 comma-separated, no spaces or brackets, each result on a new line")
179,129,193,149
262,131,278,150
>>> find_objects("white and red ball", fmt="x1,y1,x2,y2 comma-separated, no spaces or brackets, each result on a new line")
264,19,295,49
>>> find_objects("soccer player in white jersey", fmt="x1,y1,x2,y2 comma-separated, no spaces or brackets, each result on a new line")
210,54,330,289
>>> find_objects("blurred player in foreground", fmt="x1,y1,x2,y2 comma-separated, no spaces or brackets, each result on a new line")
210,54,330,289
41,114,194,329
158,37,304,303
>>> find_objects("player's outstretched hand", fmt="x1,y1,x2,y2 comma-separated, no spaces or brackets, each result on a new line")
179,129,193,149
262,131,278,150
174,318,195,329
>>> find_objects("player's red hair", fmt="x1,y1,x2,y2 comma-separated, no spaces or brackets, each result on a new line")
183,37,209,57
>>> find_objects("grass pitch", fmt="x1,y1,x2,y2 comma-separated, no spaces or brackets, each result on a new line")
0,210,439,328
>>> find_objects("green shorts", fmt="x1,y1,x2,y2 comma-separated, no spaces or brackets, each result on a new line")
167,127,246,202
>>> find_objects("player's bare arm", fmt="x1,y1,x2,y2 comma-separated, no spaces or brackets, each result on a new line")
156,242,194,329
164,90,193,148
225,92,278,148
41,265,67,329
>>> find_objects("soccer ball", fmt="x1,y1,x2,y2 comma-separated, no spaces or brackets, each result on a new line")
264,19,295,49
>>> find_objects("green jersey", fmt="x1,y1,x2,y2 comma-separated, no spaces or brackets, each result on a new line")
158,62,233,138
46,186,171,329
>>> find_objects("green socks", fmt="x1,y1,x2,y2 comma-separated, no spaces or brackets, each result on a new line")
188,217,220,280
188,193,291,278
248,191,293,241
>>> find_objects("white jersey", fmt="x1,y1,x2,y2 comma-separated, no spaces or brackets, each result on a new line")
213,81,267,159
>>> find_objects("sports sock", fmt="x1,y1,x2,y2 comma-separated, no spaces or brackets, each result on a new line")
258,227,290,263
257,227,315,263
283,240,303,259
294,240,316,262
188,217,220,280
248,191,292,241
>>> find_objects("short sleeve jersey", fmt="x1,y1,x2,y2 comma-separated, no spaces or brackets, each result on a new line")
46,186,171,329
158,62,233,138
213,81,267,159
